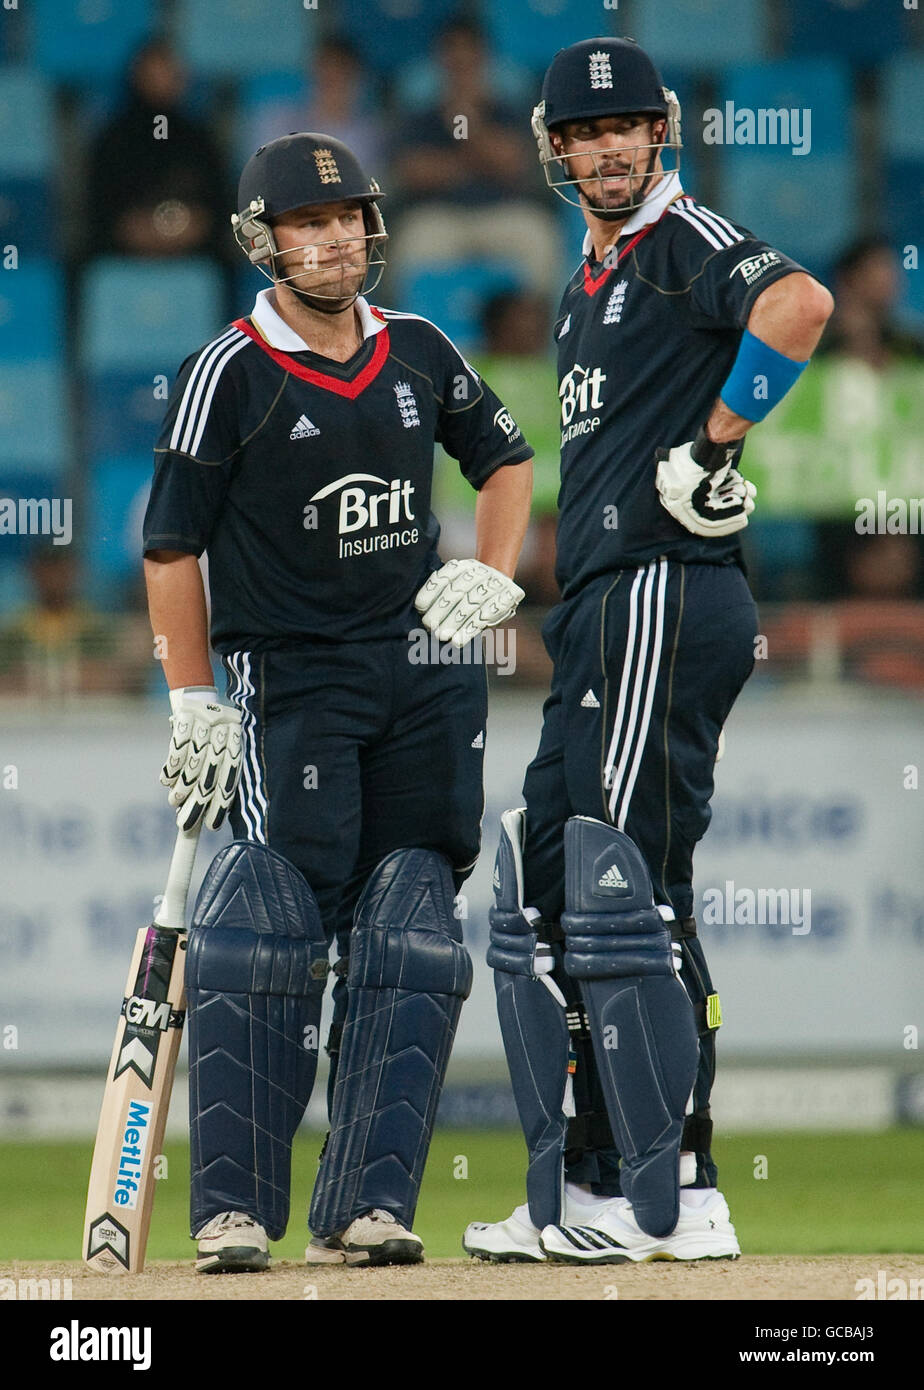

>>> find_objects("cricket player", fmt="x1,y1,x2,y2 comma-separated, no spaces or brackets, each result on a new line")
465,37,833,1263
142,133,533,1270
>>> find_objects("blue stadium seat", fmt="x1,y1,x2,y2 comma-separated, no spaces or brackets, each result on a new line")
398,261,528,354
718,152,854,269
483,0,610,78
87,372,168,456
337,0,457,76
0,557,29,609
0,467,65,564
0,68,54,175
717,59,850,158
634,0,764,70
0,69,56,252
29,0,153,82
783,0,906,62
0,263,65,362
884,161,924,255
881,56,924,161
81,259,226,372
174,0,308,79
0,364,67,471
895,253,924,331
88,456,153,588
0,182,55,258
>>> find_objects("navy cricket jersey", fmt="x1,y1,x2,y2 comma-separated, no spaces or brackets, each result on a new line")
553,174,806,598
143,289,532,651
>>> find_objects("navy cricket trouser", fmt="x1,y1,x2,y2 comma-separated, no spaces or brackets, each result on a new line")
521,559,758,1189
223,637,488,955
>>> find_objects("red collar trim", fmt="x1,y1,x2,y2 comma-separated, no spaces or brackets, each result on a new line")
232,315,391,398
582,214,665,296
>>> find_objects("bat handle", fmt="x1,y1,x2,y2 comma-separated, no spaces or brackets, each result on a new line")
153,823,203,931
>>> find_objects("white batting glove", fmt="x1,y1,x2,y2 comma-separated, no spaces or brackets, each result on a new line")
656,428,756,538
161,686,243,831
414,558,525,649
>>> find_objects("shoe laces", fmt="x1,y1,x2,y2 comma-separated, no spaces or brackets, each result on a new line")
199,1210,257,1237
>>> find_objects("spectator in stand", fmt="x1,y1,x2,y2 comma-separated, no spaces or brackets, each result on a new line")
818,236,924,368
0,546,115,697
85,37,230,261
390,16,561,292
244,35,385,178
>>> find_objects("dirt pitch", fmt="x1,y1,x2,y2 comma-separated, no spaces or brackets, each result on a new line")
8,1256,923,1300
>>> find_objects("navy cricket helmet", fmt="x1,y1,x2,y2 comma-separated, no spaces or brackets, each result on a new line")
531,37,682,217
231,132,387,310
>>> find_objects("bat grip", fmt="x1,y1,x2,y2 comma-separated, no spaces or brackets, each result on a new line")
153,823,203,931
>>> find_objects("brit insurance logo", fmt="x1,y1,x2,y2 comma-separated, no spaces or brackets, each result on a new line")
730,250,783,287
305,472,419,560
559,362,606,444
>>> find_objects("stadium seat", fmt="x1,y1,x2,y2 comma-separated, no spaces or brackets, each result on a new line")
29,0,153,82
398,261,528,354
337,0,458,76
884,161,924,258
0,262,65,362
88,455,153,589
783,0,906,62
895,252,924,332
0,182,55,259
633,0,764,70
881,55,924,161
718,152,855,269
0,68,54,176
0,364,67,471
174,0,308,79
717,59,851,159
484,0,613,77
81,259,226,372
87,372,169,457
0,556,29,610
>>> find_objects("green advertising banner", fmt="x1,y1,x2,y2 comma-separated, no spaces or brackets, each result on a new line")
433,356,924,523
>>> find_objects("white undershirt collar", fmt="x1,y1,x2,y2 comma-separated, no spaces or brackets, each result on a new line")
250,286,385,351
581,170,683,259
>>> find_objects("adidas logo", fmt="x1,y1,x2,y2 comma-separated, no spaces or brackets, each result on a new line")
471,730,484,749
290,414,320,440
580,689,600,708
598,864,628,889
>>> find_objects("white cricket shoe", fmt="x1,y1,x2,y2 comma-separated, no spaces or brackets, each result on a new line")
540,1190,741,1264
463,1186,620,1263
305,1209,424,1267
463,1203,546,1263
195,1211,270,1273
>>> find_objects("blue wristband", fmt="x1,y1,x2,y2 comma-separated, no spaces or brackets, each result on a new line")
720,329,808,422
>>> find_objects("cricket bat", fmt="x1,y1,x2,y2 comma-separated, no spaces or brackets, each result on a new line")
83,823,202,1274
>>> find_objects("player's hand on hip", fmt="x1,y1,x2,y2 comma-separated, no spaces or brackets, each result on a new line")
414,557,525,648
655,427,757,537
160,686,243,831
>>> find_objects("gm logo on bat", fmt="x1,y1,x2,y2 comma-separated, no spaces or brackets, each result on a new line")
122,996,172,1030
